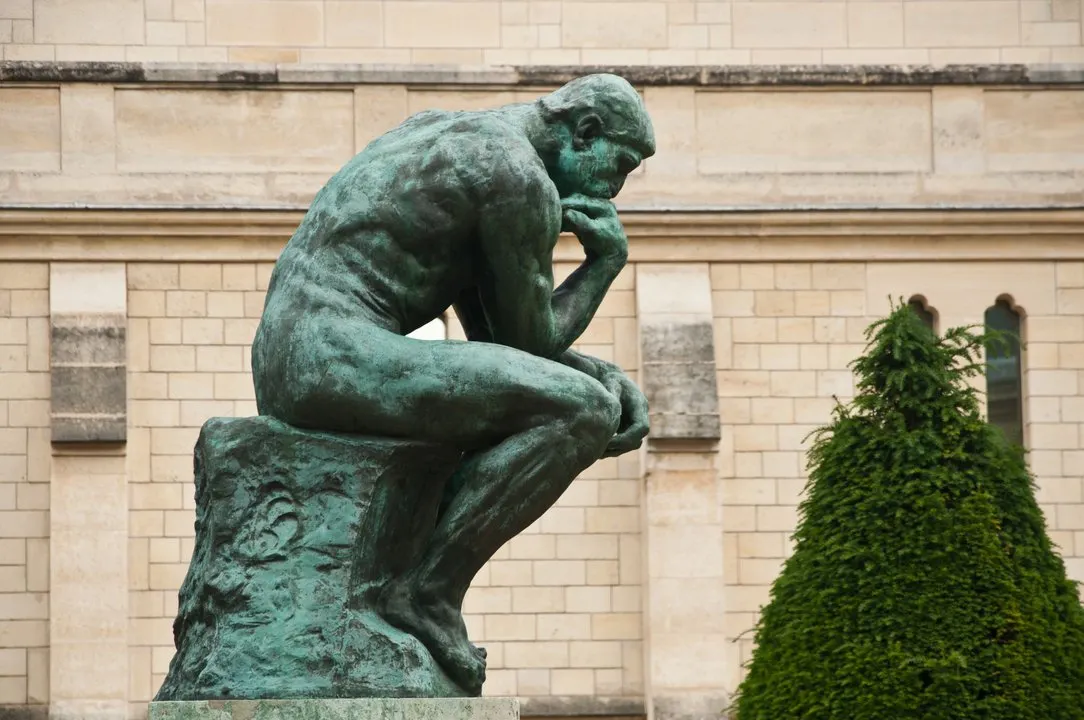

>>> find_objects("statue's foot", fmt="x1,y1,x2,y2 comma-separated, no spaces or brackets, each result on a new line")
380,580,487,695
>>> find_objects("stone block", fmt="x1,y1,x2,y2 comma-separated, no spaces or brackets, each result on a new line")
0,88,60,172
1022,20,1080,45
0,0,31,20
115,89,355,174
58,85,116,174
354,86,408,152
205,1,323,46
49,319,127,444
155,416,478,701
847,2,904,48
697,90,931,174
732,2,846,48
642,87,697,178
50,264,128,444
932,87,985,176
326,2,383,47
384,2,500,48
150,698,519,720
34,0,143,44
904,1,1020,47
561,2,667,48
985,90,1084,172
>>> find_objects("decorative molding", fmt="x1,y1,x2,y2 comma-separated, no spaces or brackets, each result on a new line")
1,208,1083,263
2,61,1083,88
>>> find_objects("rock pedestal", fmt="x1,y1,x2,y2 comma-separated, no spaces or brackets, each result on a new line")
149,699,519,720
155,416,469,701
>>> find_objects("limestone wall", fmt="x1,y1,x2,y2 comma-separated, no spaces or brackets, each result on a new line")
2,67,1084,720
1,214,1083,717
2,75,1084,210
0,263,50,710
2,0,1082,64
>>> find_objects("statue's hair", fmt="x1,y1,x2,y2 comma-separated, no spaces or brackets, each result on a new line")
538,74,655,155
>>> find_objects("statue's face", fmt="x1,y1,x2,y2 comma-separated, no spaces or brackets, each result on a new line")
549,114,647,200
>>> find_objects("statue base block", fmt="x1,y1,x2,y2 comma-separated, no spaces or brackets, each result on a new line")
149,698,520,720
155,416,471,700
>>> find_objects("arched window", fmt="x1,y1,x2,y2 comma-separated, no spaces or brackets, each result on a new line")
984,297,1024,446
407,316,448,341
908,295,937,333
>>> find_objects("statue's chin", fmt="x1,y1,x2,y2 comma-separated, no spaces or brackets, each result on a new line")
557,182,619,200
593,184,620,200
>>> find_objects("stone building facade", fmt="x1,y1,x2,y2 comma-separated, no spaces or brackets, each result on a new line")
1,2,1084,719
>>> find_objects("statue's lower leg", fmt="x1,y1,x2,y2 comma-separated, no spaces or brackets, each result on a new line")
381,421,605,694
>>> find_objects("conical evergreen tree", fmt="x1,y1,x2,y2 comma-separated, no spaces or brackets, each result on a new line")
731,302,1084,720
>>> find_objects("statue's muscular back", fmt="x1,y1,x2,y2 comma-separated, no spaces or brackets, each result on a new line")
267,108,554,333
251,107,561,429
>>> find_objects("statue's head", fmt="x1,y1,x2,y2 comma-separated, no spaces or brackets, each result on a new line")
538,74,656,200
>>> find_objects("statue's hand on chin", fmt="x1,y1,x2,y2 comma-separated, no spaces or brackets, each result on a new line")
560,194,628,261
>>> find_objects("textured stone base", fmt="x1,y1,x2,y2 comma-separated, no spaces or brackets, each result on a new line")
155,417,473,700
149,698,519,720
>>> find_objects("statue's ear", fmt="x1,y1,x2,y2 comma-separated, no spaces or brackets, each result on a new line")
572,113,603,150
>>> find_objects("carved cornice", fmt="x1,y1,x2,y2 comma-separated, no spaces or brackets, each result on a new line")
1,207,1083,262
2,61,1083,87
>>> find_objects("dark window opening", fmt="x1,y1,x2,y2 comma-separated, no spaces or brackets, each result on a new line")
984,298,1024,447
908,297,937,332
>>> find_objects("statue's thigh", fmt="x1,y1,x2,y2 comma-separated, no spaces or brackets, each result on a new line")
311,330,606,446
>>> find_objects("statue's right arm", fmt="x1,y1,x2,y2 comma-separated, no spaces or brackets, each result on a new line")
476,172,626,359
474,135,628,357
475,171,563,358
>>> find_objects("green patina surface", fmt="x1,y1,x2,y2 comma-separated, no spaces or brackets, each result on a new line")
150,698,519,720
157,74,655,701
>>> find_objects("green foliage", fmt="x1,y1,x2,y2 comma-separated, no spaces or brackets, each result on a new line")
731,301,1084,720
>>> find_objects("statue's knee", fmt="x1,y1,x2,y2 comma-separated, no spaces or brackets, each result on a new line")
566,386,620,445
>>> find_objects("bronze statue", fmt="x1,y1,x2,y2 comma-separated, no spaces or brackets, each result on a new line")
158,74,655,702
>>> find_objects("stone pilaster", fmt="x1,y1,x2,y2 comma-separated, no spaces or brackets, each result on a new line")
48,264,129,720
637,264,729,720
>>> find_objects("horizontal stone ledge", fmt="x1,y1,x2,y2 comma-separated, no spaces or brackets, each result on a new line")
4,208,1084,264
1,61,1083,87
518,695,645,717
3,207,1084,238
51,412,127,444
646,436,721,453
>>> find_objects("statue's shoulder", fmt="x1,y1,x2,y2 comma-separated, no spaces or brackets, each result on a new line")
440,112,536,158
439,113,550,195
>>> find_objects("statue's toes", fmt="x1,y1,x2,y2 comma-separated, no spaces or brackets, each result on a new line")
458,645,487,696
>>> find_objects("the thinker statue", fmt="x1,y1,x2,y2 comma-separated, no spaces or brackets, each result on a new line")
156,74,655,704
